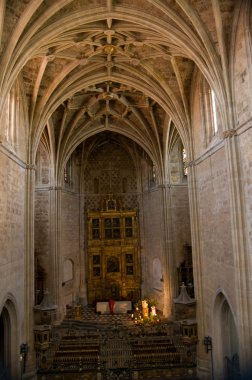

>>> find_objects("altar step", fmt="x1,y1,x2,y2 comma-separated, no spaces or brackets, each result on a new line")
36,305,197,379
64,304,134,327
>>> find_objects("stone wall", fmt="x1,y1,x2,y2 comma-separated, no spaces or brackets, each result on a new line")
141,188,164,301
35,143,51,285
61,191,80,306
233,6,252,128
140,184,191,311
34,190,50,277
169,185,191,270
196,147,235,323
240,127,252,297
233,3,252,304
0,151,25,335
83,140,138,210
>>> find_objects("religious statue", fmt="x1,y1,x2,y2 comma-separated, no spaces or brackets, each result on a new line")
142,299,149,318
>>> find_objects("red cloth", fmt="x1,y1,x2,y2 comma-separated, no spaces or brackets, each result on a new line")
109,299,115,315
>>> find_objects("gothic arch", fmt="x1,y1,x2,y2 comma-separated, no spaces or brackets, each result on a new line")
0,297,19,380
213,291,239,380
0,1,233,172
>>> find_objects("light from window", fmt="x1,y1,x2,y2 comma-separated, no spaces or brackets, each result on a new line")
211,89,218,134
152,164,156,182
64,159,71,184
182,148,188,176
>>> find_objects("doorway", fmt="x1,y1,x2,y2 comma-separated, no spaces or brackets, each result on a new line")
0,301,18,380
213,292,240,380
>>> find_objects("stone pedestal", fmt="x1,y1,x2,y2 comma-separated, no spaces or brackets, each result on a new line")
173,283,196,320
34,290,57,325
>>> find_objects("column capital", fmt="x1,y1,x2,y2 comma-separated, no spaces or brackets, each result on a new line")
223,129,237,139
26,163,35,170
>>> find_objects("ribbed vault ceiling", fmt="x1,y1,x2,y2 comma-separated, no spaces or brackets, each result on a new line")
0,0,236,174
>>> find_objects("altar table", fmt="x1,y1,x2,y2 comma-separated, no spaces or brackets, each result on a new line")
96,301,132,314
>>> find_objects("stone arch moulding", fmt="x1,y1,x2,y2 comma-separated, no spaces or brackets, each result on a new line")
0,295,19,380
212,289,239,380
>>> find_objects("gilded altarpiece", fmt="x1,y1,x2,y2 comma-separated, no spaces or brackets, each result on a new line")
87,194,141,304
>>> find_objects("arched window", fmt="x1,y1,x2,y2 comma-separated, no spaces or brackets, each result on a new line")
201,79,219,146
182,148,188,176
210,89,218,135
64,157,72,185
4,84,19,149
149,163,157,187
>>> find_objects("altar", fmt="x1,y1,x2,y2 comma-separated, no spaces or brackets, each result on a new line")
96,301,132,314
87,195,141,306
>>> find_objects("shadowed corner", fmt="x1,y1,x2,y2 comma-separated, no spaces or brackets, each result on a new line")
242,367,252,380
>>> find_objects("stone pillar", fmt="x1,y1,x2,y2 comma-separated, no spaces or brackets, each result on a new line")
23,164,37,379
161,184,175,318
223,130,252,377
187,163,211,379
79,194,87,305
48,186,63,321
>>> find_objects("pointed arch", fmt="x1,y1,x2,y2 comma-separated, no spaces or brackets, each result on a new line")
0,297,19,380
213,291,240,380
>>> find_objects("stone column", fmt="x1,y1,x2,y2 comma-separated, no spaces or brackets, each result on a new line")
187,162,211,379
79,194,87,305
23,164,37,379
161,184,175,318
223,130,252,377
48,186,62,320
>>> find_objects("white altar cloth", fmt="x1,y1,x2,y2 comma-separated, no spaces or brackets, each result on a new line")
96,301,132,314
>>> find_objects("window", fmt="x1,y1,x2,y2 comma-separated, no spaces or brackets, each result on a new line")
4,85,19,148
182,148,188,176
210,89,218,135
201,79,219,146
64,158,72,185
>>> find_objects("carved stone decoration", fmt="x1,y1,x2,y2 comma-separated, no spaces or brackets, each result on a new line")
223,129,237,139
104,45,116,55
